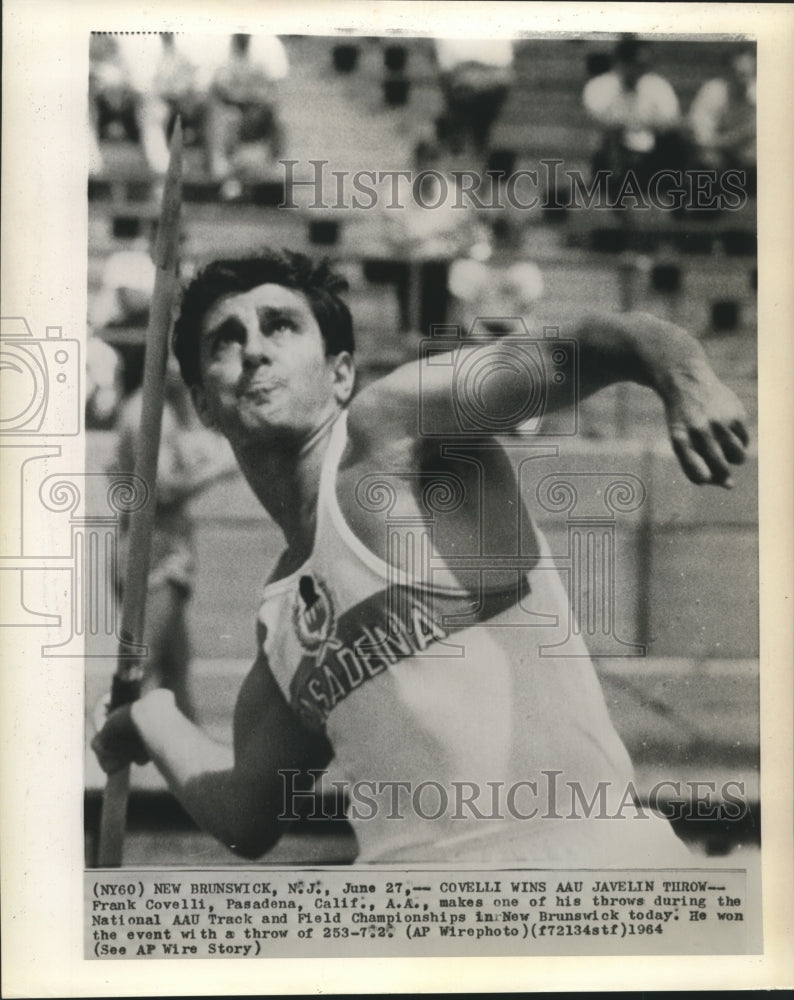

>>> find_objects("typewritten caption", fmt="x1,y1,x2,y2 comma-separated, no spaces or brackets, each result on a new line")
86,868,756,958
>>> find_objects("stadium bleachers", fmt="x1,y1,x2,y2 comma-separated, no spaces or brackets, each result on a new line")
89,34,757,387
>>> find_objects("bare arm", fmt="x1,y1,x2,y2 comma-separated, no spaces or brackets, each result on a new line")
91,656,331,858
350,311,749,487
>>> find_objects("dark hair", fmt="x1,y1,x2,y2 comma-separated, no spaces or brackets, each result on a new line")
173,249,354,386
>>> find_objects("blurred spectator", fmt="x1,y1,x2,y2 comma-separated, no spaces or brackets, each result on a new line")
112,354,237,719
118,33,219,177
384,168,488,262
447,219,544,338
433,39,515,165
205,34,289,199
90,222,156,329
583,35,686,194
89,34,138,174
448,257,544,335
382,166,490,335
86,330,123,429
95,33,289,190
689,46,756,192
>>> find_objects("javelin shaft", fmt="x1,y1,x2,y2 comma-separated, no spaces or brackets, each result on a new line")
97,121,183,867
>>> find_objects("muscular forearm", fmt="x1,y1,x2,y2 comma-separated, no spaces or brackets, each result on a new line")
367,312,703,433
360,308,747,486
130,690,280,857
567,311,710,403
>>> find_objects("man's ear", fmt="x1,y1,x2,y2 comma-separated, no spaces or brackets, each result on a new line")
190,383,216,428
331,351,356,405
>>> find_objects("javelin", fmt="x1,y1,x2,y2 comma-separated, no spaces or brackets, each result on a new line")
96,120,183,867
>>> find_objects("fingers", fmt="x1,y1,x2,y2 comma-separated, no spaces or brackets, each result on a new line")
91,692,111,735
91,733,149,773
670,420,748,488
90,733,126,774
670,428,718,486
713,422,748,464
665,369,750,487
90,706,150,774
729,418,750,448
688,425,735,487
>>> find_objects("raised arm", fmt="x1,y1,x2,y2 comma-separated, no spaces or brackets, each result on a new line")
350,311,749,487
91,655,332,858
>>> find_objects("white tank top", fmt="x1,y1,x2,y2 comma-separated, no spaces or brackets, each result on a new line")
258,412,683,865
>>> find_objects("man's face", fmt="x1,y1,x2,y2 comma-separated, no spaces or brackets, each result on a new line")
191,282,353,447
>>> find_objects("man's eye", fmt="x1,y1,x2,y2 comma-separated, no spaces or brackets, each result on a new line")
210,326,244,353
264,319,296,334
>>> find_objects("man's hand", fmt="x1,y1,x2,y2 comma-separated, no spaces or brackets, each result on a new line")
662,360,749,488
568,311,750,488
91,702,151,774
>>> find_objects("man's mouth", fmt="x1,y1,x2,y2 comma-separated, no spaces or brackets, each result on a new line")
239,378,283,399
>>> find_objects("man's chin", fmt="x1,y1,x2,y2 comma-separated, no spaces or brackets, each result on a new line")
238,396,281,424
237,410,299,447
241,414,284,437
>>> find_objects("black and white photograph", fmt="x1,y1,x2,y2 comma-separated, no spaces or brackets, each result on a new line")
1,1,792,995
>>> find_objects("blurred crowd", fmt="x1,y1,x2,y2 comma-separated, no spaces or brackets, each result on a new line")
582,36,756,197
90,32,288,199
90,33,756,200
88,32,757,429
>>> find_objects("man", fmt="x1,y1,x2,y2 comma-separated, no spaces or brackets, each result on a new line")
205,33,289,200
583,35,685,195
116,33,214,179
92,249,748,864
689,45,757,194
433,38,515,164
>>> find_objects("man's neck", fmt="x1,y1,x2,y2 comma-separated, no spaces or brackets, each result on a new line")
233,409,342,558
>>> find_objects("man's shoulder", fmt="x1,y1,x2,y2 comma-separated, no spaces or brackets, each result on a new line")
346,379,417,456
342,403,416,484
343,393,510,480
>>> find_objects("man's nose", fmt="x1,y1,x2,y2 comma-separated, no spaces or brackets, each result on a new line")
241,321,272,368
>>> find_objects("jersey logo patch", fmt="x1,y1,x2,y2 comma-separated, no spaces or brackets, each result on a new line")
293,574,335,651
